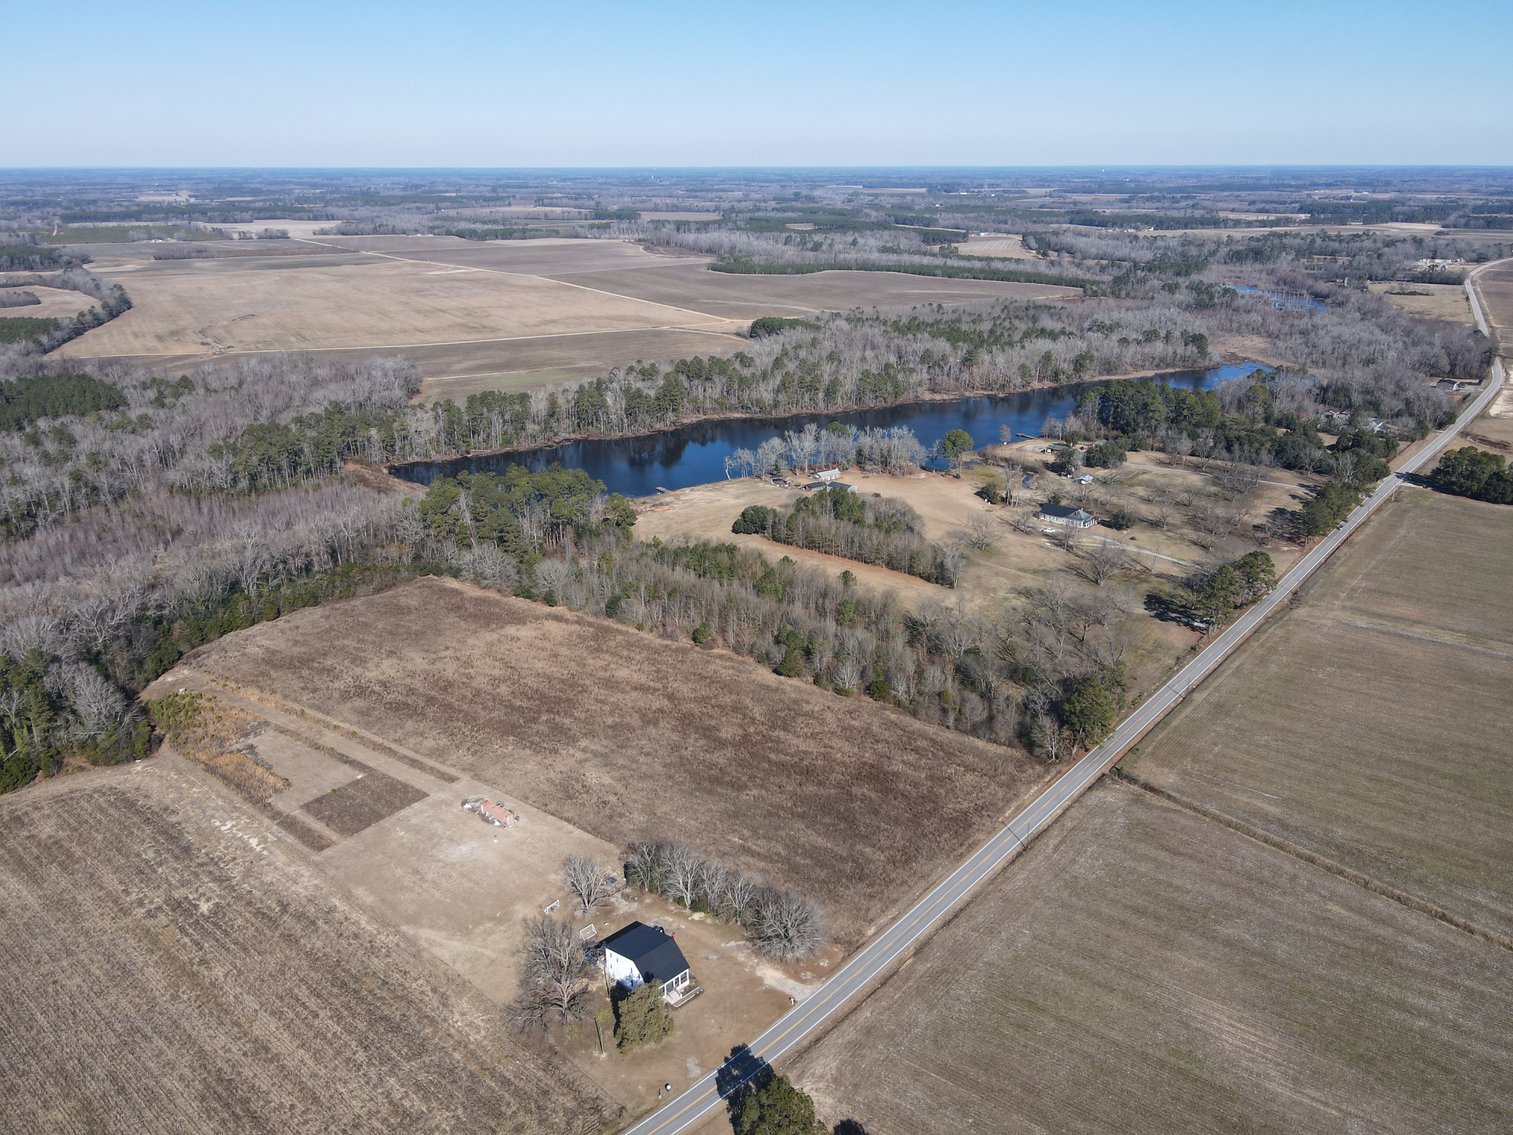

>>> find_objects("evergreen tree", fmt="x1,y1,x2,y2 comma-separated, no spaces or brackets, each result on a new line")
614,981,673,1050
731,1072,827,1135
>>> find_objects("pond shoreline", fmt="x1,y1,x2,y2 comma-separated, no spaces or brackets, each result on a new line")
388,355,1262,481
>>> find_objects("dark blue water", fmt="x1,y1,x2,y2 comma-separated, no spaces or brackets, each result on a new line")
392,362,1263,498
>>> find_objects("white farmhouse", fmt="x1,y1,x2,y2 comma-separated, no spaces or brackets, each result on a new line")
599,921,694,1004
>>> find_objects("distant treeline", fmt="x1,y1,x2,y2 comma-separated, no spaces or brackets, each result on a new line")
710,257,1094,288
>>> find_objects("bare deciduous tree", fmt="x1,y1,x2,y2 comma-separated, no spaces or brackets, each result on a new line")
511,916,590,1031
562,855,618,913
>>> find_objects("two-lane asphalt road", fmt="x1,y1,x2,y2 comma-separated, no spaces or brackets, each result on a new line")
623,266,1507,1135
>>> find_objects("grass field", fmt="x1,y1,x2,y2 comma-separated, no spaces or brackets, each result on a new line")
57,236,1079,396
0,762,612,1135
169,576,1049,947
797,782,1513,1135
0,284,95,319
58,247,739,357
1477,260,1513,353
957,234,1039,260
1368,280,1476,325
1124,488,1513,938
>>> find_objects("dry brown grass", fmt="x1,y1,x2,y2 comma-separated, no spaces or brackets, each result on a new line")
0,763,613,1135
1478,261,1513,353
0,284,95,319
1125,488,1513,938
957,235,1039,260
797,782,1513,1135
58,235,1074,396
173,576,1050,946
1368,280,1476,325
61,248,735,358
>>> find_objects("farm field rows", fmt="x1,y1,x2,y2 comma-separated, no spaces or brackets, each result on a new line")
795,782,1513,1135
1124,489,1513,938
0,763,611,1135
168,575,1051,948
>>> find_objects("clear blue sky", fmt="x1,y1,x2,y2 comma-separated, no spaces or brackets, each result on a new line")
6,0,1510,167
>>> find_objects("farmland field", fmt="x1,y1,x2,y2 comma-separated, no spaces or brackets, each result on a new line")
56,235,1079,397
0,762,612,1135
1124,489,1513,938
797,782,1513,1135
1367,280,1475,325
169,575,1050,946
0,284,95,319
1478,260,1513,351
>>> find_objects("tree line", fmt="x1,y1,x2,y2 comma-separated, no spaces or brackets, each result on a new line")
733,486,961,587
1428,446,1513,504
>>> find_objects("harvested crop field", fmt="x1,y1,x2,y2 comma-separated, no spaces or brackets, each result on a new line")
0,284,94,319
59,249,736,357
58,236,1079,395
797,782,1513,1135
173,576,1049,945
1124,489,1513,939
1478,259,1513,351
0,762,612,1135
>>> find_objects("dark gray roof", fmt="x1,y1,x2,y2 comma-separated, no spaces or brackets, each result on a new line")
1038,503,1093,522
601,921,690,984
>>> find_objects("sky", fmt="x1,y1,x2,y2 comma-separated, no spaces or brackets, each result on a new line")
6,0,1511,167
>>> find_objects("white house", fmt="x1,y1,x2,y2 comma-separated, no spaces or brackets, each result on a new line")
1037,502,1096,529
599,921,693,1003
813,468,842,483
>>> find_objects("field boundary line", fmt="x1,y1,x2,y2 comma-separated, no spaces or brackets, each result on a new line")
206,679,461,784
1112,769,1513,954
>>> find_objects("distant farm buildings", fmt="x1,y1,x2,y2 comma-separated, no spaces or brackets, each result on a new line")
1037,503,1096,528
802,480,857,492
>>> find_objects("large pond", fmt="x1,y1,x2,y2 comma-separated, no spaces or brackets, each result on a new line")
391,362,1265,499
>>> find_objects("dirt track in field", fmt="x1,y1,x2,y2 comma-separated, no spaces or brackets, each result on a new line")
1125,489,1513,939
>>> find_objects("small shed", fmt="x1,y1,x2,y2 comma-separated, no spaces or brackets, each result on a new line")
462,797,520,827
1037,502,1096,529
600,921,693,1003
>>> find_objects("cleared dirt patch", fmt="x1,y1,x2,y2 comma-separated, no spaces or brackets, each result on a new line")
302,769,427,836
0,763,613,1135
797,783,1513,1135
1125,489,1513,938
174,576,1049,946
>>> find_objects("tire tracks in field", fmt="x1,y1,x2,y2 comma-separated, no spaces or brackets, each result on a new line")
1111,768,1513,954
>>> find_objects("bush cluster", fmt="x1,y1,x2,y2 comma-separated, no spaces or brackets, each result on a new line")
624,841,823,960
